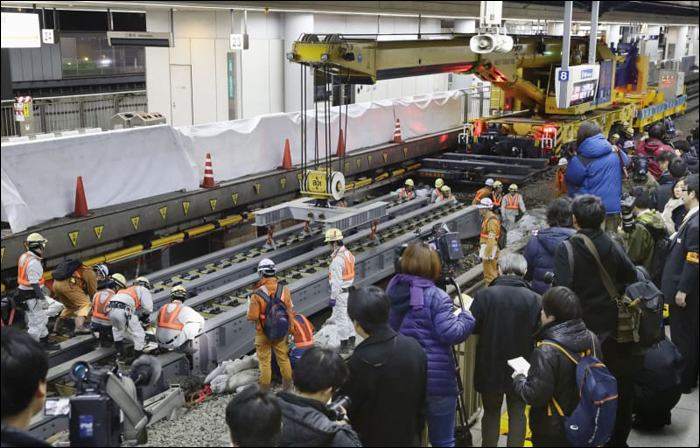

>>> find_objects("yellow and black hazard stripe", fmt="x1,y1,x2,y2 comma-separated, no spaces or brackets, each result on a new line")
687,252,699,264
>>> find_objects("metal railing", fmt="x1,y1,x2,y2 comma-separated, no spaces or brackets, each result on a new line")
1,90,147,137
460,84,493,122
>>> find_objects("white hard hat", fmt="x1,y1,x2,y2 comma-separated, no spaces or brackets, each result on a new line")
257,258,276,275
558,158,568,166
485,178,495,187
94,264,109,280
25,233,48,249
171,285,187,300
478,198,494,209
623,140,635,149
134,276,152,290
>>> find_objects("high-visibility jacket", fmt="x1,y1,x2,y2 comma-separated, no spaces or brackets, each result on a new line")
472,187,492,205
505,194,521,210
491,192,503,208
399,188,415,199
480,214,502,240
293,314,314,348
432,188,444,203
92,289,114,322
158,301,184,331
329,247,355,281
118,286,141,309
17,252,44,288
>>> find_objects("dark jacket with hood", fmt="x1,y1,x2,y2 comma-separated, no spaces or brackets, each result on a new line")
276,392,362,447
525,227,576,294
654,170,677,212
339,327,427,447
471,276,542,394
635,138,675,179
681,150,699,174
513,319,602,440
566,134,627,214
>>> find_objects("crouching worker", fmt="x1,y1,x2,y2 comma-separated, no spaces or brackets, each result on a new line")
108,276,153,361
91,273,127,347
156,286,205,358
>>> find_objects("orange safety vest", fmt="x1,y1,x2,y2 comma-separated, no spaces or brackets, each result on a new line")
329,248,355,281
17,252,44,287
491,192,503,207
505,194,520,210
400,189,415,199
92,290,114,321
158,301,184,331
434,188,444,201
473,187,490,204
555,170,567,197
120,286,141,309
480,215,501,240
293,314,314,348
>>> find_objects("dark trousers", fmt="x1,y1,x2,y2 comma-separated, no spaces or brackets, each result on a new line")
606,375,635,447
532,432,571,447
669,298,700,390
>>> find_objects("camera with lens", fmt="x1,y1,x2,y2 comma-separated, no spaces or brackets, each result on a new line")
543,271,555,285
631,156,649,183
395,223,464,277
328,395,352,422
621,193,637,234
43,356,161,447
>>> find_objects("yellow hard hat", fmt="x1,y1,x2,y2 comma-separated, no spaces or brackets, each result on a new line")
624,127,634,136
405,179,414,187
440,185,451,193
435,178,444,188
493,181,503,188
134,276,152,290
324,228,344,242
110,273,127,289
509,184,518,192
611,134,620,140
25,232,48,248
171,285,187,300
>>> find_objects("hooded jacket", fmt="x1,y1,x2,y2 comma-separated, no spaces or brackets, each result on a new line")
525,227,576,294
635,139,675,179
513,319,602,440
627,209,667,273
566,134,628,214
339,327,427,447
681,150,699,174
386,274,475,397
654,170,677,212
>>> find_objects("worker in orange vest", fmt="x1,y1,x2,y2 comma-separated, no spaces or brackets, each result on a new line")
91,273,126,347
16,233,59,350
431,178,445,203
108,276,154,360
478,198,502,286
491,180,504,213
472,178,495,205
53,263,108,335
555,158,568,198
437,185,455,202
396,178,416,199
325,228,356,354
502,184,527,230
156,285,205,355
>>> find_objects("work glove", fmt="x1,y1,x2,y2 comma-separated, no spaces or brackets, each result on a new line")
328,298,336,308
139,313,151,325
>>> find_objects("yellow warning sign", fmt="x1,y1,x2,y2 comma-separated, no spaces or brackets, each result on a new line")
403,147,408,157
130,216,140,231
1,247,5,265
232,193,239,205
345,161,350,172
356,158,362,168
182,201,191,215
210,199,217,211
23,103,29,117
93,225,104,240
159,206,168,221
68,231,79,247
383,153,388,162
254,183,261,195
297,173,303,184
367,155,373,165
280,178,287,189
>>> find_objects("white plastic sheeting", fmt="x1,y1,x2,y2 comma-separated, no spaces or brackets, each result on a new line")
1,91,462,232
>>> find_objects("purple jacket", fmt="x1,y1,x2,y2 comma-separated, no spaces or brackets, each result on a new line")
386,274,475,397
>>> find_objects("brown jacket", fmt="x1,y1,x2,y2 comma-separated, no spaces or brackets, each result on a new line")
53,266,98,298
472,187,492,205
246,277,295,337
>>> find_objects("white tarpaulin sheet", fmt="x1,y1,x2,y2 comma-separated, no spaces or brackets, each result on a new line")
1,91,462,232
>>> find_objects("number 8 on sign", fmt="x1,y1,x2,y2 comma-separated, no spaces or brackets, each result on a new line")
558,70,569,82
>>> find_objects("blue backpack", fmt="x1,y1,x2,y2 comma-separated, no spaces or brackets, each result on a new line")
256,284,290,340
540,337,618,447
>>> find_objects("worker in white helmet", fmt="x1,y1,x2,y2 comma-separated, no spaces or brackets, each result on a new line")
477,198,502,286
156,285,205,356
502,184,526,230
325,228,356,353
555,158,568,198
472,178,495,205
396,178,416,200
91,273,126,347
16,233,59,350
108,276,153,360
431,178,445,203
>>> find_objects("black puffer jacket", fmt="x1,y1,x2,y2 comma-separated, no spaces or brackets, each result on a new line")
277,392,362,447
512,319,602,440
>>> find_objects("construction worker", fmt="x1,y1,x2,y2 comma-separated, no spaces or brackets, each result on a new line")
437,184,454,202
91,273,125,347
53,263,108,335
396,178,416,199
325,228,356,354
502,184,527,230
478,198,501,286
555,158,568,198
610,133,621,147
15,233,58,350
491,180,504,212
108,276,153,360
156,285,205,354
431,178,445,203
472,178,495,205
289,313,314,367
247,259,294,392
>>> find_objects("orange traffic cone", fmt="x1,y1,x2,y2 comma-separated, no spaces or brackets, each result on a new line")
201,153,216,188
281,139,293,169
336,129,345,158
73,176,89,217
393,118,402,143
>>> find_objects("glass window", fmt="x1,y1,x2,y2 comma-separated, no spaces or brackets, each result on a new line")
60,32,145,78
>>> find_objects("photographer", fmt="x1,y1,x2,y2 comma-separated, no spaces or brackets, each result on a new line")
622,155,658,196
276,347,361,447
226,385,283,447
339,286,427,447
1,327,52,447
386,241,475,447
624,187,666,274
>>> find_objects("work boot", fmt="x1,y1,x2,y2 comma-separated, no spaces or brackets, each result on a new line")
340,339,350,355
41,336,60,351
348,336,356,352
98,331,113,347
53,318,68,335
73,316,91,334
282,378,294,392
115,341,126,357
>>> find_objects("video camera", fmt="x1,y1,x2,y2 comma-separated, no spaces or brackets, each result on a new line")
395,223,464,277
328,395,352,422
631,155,649,182
621,193,637,234
43,355,162,447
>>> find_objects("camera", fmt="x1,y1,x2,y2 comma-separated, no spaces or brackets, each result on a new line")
543,272,555,285
631,156,649,182
43,356,161,446
394,223,464,277
328,395,352,422
621,193,637,234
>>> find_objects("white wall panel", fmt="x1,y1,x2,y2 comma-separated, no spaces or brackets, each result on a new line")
191,39,218,125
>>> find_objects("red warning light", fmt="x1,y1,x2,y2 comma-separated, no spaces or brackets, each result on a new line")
439,134,448,144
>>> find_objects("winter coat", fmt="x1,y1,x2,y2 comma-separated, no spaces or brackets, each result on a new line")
513,319,602,440
654,171,677,212
1,424,52,447
471,276,542,394
626,209,667,273
622,172,658,196
566,134,627,214
524,227,576,294
339,327,427,447
276,392,362,447
662,198,684,234
635,139,675,179
681,151,699,174
387,274,475,397
661,208,699,306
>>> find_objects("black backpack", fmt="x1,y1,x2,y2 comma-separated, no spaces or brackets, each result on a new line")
641,223,671,286
255,284,291,340
52,259,83,281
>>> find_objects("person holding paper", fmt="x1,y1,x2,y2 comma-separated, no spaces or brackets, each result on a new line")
512,286,601,447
